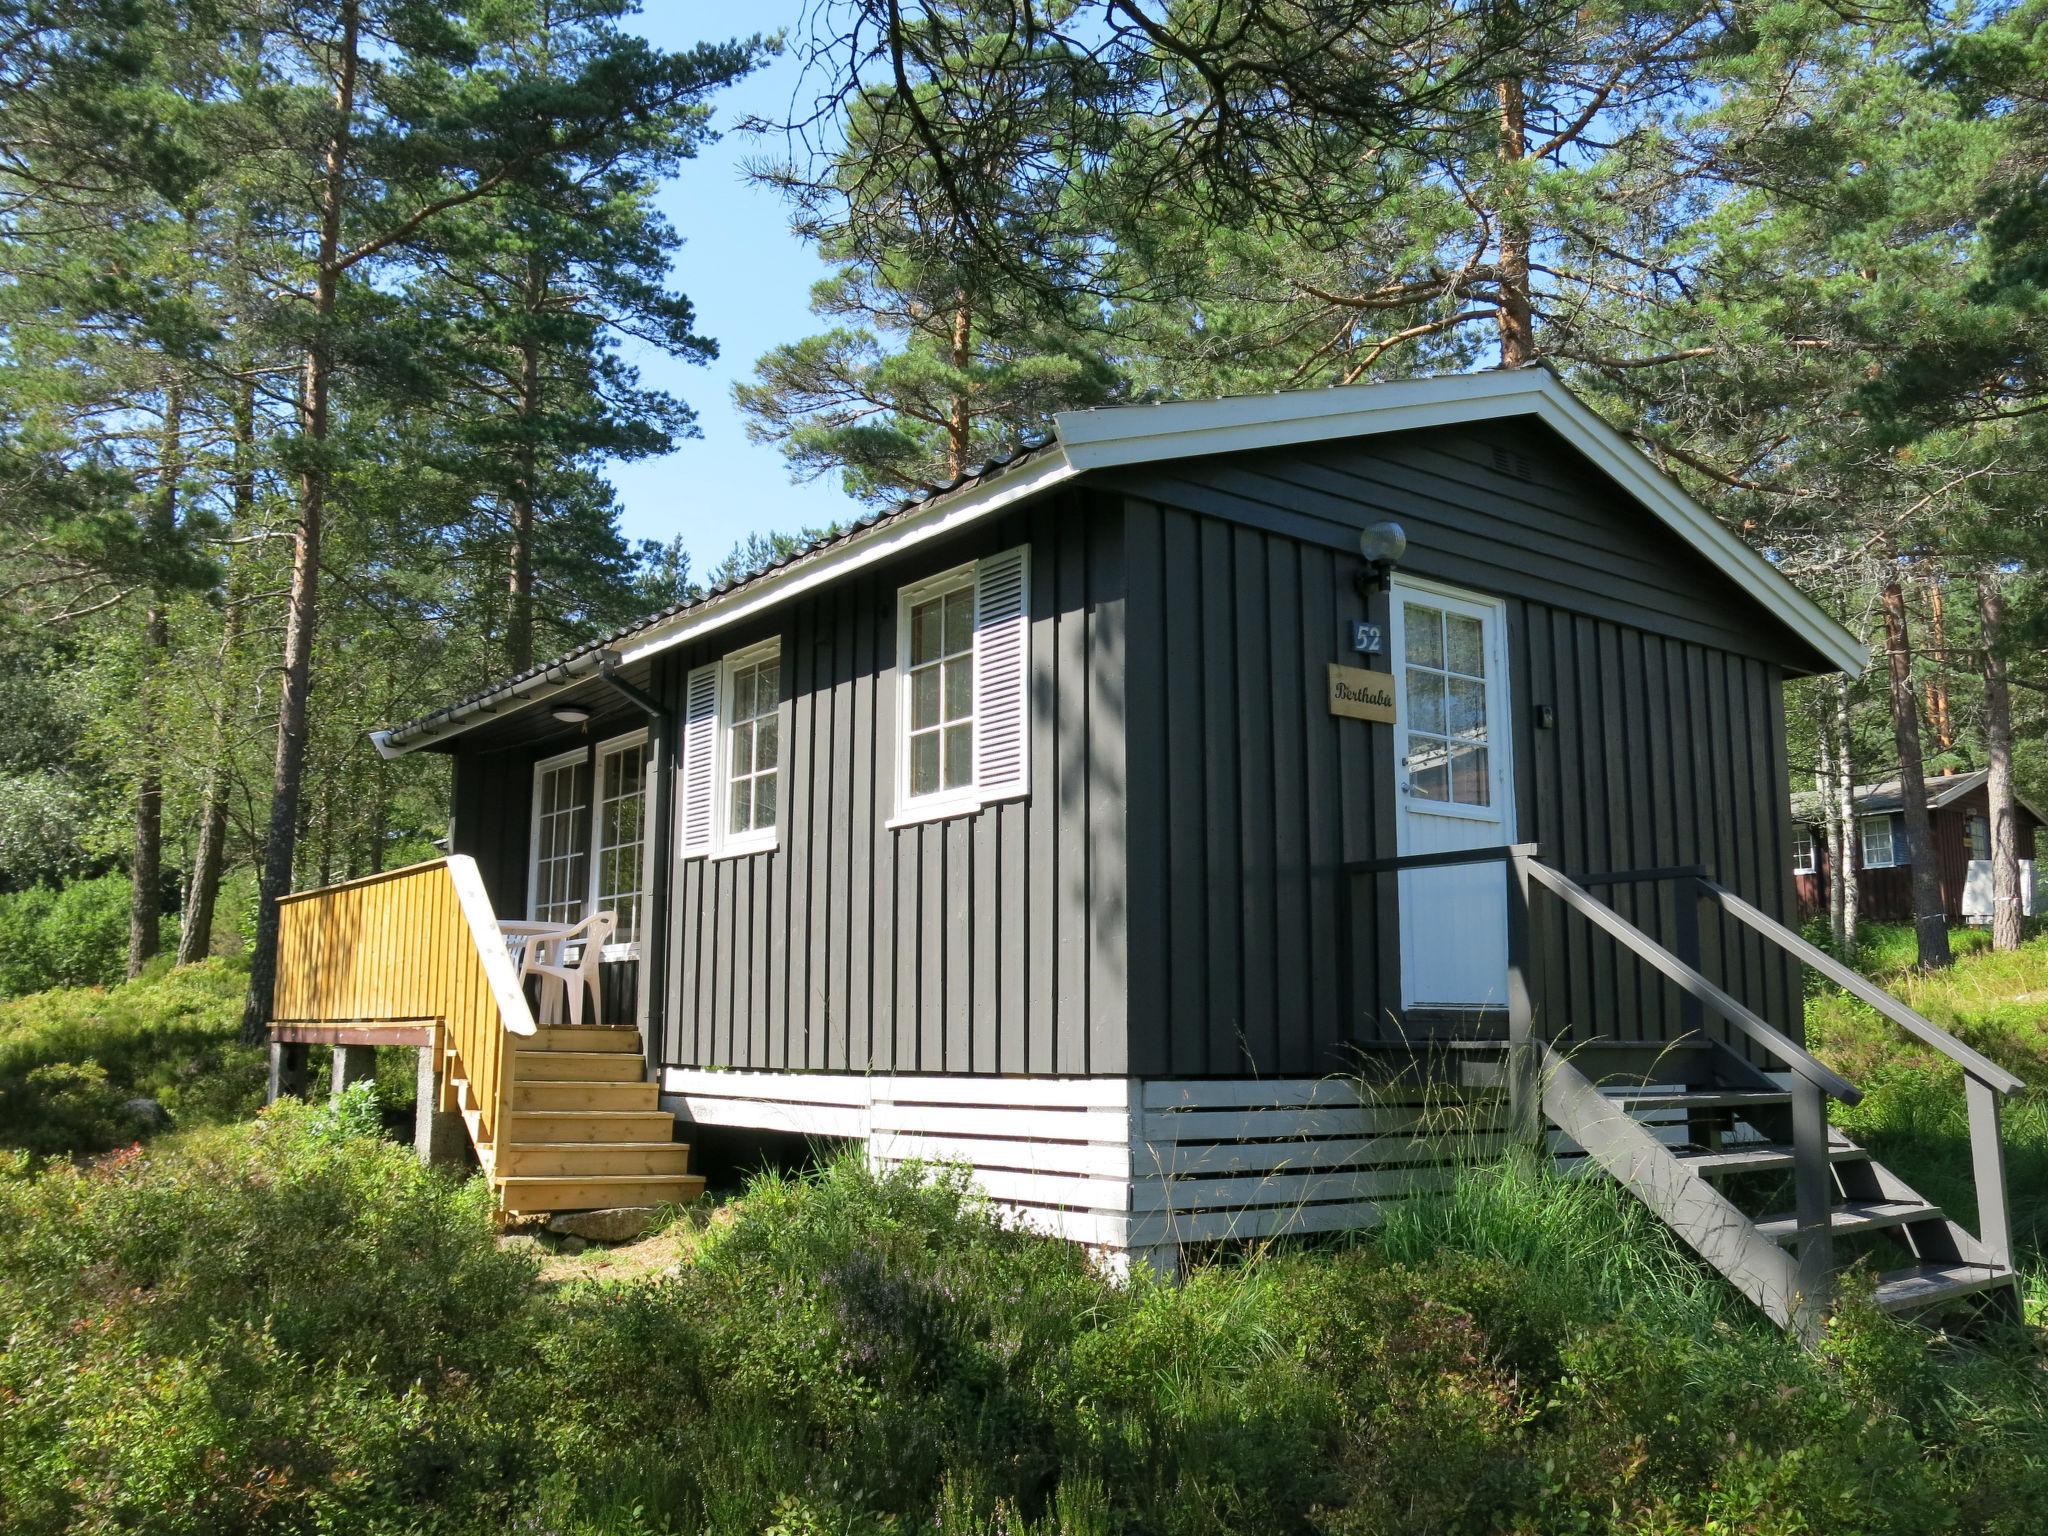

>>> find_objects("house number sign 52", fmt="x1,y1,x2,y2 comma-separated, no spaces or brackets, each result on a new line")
1350,620,1383,656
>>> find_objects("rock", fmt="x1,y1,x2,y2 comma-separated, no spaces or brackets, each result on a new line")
120,1098,173,1134
546,1206,662,1243
559,1235,587,1256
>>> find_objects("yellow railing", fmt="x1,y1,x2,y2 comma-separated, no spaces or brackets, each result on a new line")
274,856,535,1150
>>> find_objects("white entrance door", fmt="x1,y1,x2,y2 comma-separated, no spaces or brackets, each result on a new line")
1390,577,1517,1010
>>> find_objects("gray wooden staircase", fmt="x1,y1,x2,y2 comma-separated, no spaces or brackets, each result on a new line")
1361,843,2025,1340
1538,1036,2018,1332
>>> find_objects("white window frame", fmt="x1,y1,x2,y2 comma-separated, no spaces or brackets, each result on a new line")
528,746,592,928
589,728,649,959
1859,813,1898,870
894,562,980,824
1790,826,1817,875
715,639,783,860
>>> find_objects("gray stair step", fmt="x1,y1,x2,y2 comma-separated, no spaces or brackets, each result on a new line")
1676,1139,1866,1176
1873,1263,2016,1314
1754,1199,1942,1244
1604,1088,1792,1113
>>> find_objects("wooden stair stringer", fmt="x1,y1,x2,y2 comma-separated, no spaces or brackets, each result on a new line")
1539,1044,1808,1330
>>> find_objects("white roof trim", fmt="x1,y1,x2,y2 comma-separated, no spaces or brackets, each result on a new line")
1055,371,1867,677
382,370,1865,756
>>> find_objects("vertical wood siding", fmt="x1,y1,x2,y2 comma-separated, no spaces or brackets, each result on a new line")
657,489,1129,1075
1120,421,1809,1077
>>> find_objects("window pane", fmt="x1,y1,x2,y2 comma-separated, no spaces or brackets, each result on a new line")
1407,670,1446,734
944,722,973,788
911,664,941,729
911,599,939,665
729,777,752,835
731,664,755,721
729,719,753,777
756,714,778,770
1404,605,1443,667
754,773,777,830
943,656,973,721
1449,744,1490,805
944,588,973,654
1446,613,1485,676
1447,677,1487,740
756,659,780,710
911,731,941,794
1410,750,1449,802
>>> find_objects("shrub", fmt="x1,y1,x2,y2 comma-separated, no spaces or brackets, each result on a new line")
0,874,172,996
0,957,262,1155
0,1100,540,1536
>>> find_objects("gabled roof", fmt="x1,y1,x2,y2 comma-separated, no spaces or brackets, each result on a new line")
375,369,1867,757
1792,769,2048,826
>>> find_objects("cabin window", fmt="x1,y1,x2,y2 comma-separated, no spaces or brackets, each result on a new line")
678,639,785,859
529,749,591,926
592,731,648,948
1400,599,1491,807
1791,827,1816,875
892,547,1031,826
721,641,782,854
1859,814,1899,869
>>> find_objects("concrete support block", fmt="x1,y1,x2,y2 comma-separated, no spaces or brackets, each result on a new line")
267,1041,309,1103
415,1044,468,1169
330,1042,378,1103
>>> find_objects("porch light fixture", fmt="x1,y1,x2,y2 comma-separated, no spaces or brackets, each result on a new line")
551,706,590,725
1357,520,1407,593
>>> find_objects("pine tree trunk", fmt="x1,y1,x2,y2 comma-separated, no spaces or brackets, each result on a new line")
1879,571,1952,969
1495,73,1534,368
1978,570,2023,951
1922,565,1954,761
179,376,254,966
1834,675,1858,952
1817,711,1844,947
128,386,183,979
242,1,359,1045
947,301,971,479
507,256,543,675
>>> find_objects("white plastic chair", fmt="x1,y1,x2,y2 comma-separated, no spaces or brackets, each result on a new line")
519,910,616,1029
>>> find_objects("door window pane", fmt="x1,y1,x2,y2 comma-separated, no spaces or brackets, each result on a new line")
532,757,589,925
1446,613,1486,676
593,739,646,944
1403,604,1443,667
1401,599,1493,809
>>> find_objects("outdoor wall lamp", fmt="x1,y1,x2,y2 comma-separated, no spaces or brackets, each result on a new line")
551,706,591,725
1356,521,1408,595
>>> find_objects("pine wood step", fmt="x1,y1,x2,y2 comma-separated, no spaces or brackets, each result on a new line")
510,1050,644,1082
498,1173,706,1215
520,1026,643,1054
512,1079,660,1112
1754,1199,1944,1245
496,1142,692,1178
1675,1139,1867,1177
505,1110,674,1143
1873,1262,2016,1314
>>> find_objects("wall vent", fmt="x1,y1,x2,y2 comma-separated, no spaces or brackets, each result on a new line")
1490,446,1536,481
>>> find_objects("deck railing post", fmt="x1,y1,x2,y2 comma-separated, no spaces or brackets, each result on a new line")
1789,1076,1835,1342
1505,854,1540,1150
1965,1073,2014,1272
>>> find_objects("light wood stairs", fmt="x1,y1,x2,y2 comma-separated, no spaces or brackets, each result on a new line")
1531,1036,2019,1329
447,1024,705,1217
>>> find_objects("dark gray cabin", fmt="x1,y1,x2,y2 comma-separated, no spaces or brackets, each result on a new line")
352,371,2025,1327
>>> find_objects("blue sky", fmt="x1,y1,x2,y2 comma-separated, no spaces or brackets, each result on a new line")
607,8,858,571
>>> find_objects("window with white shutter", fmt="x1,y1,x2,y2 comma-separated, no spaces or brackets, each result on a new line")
678,640,785,861
894,546,1032,824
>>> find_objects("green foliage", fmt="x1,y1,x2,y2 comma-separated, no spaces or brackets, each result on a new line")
0,957,260,1153
0,773,97,891
0,874,168,996
4,1121,2048,1534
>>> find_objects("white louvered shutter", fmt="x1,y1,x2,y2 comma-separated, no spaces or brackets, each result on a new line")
677,662,719,857
973,545,1031,797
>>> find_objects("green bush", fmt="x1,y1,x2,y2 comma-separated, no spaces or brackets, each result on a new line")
0,874,175,996
0,958,262,1155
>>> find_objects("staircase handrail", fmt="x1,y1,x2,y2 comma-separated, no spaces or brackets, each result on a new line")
1516,857,1862,1105
274,856,533,1147
1698,879,2023,1096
